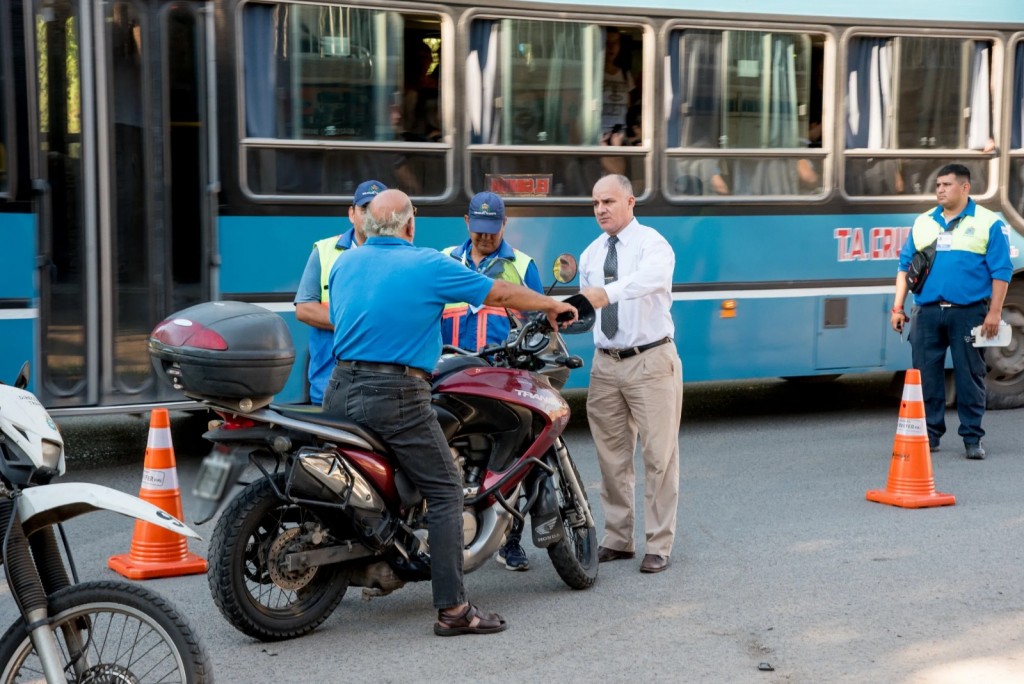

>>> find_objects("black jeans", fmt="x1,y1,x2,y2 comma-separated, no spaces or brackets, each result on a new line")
910,301,988,445
324,364,466,610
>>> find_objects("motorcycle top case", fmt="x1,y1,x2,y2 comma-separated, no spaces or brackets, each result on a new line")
149,301,295,400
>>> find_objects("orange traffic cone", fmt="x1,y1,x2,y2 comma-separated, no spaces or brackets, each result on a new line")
866,369,955,509
108,408,208,579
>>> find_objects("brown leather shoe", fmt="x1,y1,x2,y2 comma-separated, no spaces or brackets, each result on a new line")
597,546,635,563
639,554,670,573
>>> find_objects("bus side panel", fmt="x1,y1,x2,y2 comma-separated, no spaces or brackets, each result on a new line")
563,293,900,389
217,215,328,402
218,215,345,294
815,293,888,370
679,297,819,381
0,212,38,388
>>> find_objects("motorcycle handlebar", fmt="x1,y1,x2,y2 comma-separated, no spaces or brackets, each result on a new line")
555,309,576,324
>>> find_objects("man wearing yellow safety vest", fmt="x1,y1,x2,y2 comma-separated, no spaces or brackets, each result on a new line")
294,180,387,404
441,192,544,350
890,164,1011,460
441,191,543,571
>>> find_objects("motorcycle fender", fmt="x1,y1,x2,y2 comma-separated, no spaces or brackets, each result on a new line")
16,482,201,540
529,474,564,548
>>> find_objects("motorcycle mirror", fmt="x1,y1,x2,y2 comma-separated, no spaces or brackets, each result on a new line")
14,362,30,390
558,293,596,334
552,254,578,284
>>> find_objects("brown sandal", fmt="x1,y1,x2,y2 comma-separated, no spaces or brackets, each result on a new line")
434,603,508,636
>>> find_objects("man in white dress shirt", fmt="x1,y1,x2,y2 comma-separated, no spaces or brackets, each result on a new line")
579,174,683,574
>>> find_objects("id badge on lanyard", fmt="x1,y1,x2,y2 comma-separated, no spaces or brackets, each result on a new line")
936,216,962,252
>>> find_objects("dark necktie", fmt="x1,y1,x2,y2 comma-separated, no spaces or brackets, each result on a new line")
602,236,619,338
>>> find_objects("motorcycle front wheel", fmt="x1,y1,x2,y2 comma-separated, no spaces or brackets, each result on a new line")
0,580,211,683
547,445,599,589
208,473,350,641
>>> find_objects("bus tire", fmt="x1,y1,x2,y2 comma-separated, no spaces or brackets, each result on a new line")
985,287,1024,410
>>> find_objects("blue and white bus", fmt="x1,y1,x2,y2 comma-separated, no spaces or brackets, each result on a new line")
3,0,1024,413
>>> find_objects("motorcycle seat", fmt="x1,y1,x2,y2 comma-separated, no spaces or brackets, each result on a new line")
270,405,391,454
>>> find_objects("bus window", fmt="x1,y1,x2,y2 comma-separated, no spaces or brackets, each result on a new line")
665,28,826,200
1009,41,1024,219
239,2,447,199
844,35,995,197
467,19,648,199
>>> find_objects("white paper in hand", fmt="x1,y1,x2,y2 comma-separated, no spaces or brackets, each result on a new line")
971,321,1012,347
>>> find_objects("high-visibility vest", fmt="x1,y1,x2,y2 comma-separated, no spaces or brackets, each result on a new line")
441,246,534,351
910,204,999,256
316,232,356,306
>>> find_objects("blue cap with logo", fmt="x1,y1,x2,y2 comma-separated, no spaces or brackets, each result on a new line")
467,191,506,234
354,180,387,207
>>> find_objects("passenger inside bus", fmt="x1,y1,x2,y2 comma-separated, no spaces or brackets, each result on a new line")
383,36,443,194
846,158,904,195
673,158,730,196
599,30,641,181
796,120,822,190
400,39,441,143
601,28,635,134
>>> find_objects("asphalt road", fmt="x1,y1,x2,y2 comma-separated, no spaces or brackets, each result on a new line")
4,374,1024,683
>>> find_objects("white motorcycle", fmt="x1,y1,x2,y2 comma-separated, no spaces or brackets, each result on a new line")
0,364,212,683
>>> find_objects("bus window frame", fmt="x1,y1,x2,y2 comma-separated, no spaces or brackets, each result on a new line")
838,26,1003,205
459,7,655,205
660,18,835,205
0,2,8,198
0,0,28,201
1002,30,1024,232
233,0,456,205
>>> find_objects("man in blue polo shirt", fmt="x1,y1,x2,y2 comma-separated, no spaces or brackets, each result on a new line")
294,180,386,404
890,163,1012,459
324,189,576,636
441,192,543,572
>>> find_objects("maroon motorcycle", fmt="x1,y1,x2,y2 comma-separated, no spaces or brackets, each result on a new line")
149,261,598,641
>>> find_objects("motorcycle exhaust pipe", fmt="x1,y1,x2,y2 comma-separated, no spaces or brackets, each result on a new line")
288,448,394,547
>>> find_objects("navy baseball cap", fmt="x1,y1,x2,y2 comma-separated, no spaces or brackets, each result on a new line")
467,192,506,234
354,180,387,207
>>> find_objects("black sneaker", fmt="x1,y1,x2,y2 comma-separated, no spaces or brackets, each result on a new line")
929,439,940,453
495,539,530,571
965,443,986,460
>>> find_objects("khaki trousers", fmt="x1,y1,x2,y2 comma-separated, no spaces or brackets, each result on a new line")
587,342,683,556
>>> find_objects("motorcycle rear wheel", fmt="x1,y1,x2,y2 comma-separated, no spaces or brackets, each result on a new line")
547,449,599,589
208,473,350,641
0,580,211,683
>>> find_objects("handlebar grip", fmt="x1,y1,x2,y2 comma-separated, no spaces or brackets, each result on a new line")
556,309,576,323
566,356,584,369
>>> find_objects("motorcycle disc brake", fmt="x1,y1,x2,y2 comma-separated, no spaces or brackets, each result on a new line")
267,527,318,590
79,664,136,684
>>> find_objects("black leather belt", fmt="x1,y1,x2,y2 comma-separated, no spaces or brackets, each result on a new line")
599,337,672,361
926,300,987,309
336,360,431,381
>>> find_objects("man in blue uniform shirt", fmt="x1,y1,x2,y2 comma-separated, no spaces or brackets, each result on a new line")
441,191,544,350
294,179,386,404
441,191,543,572
324,189,576,635
890,163,1012,459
